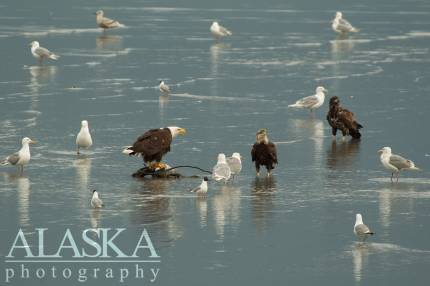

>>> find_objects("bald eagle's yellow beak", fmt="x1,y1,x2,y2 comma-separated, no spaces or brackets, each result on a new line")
178,128,186,136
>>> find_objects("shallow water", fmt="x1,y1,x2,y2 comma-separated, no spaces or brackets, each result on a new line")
1,0,430,285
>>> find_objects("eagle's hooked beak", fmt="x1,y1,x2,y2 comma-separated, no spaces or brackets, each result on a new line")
178,128,186,136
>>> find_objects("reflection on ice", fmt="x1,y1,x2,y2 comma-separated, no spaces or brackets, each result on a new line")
73,156,92,191
212,185,241,239
326,139,360,170
250,177,276,232
96,35,123,50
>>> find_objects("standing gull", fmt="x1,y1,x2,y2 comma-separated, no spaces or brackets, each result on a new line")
332,12,359,35
91,190,104,208
190,177,209,195
76,120,93,155
159,80,171,94
288,86,327,112
1,137,37,174
227,152,242,179
354,214,374,241
378,147,420,182
251,129,278,177
212,153,231,183
95,10,124,32
210,21,232,40
29,41,59,64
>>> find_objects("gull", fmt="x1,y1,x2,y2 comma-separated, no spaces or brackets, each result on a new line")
159,80,171,94
29,41,59,64
288,86,328,112
378,147,420,182
210,21,232,40
91,190,104,208
190,177,209,195
1,137,37,174
354,214,374,242
94,10,124,32
212,153,231,183
227,152,242,179
332,11,359,35
76,120,93,155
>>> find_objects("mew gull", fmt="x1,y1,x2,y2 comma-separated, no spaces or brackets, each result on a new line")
210,21,232,40
378,147,420,182
227,152,242,179
76,120,93,155
159,80,171,94
354,213,374,241
332,12,359,34
190,177,209,195
29,41,59,64
212,153,231,183
288,86,327,112
91,190,104,208
95,10,124,31
1,137,37,174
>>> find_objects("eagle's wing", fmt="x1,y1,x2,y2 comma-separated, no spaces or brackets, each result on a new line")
132,129,172,156
251,143,257,162
267,142,278,164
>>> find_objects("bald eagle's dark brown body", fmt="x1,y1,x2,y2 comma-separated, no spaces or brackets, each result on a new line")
127,128,173,163
327,96,363,139
251,142,278,173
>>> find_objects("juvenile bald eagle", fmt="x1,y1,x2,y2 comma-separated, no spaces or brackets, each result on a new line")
327,96,362,139
123,127,186,169
251,129,278,177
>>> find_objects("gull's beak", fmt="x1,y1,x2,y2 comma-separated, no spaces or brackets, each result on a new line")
178,128,187,136
30,140,37,144
377,149,383,155
323,88,328,93
28,43,33,46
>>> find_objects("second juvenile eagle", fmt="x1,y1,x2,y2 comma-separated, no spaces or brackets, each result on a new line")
251,129,278,177
327,96,363,139
122,127,186,169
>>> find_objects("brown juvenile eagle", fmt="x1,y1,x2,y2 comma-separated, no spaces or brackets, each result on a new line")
251,129,278,177
326,96,363,139
122,127,186,169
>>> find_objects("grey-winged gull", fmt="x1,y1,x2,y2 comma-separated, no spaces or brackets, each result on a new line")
212,153,231,183
210,22,232,40
378,147,420,182
95,10,124,31
1,137,37,174
29,41,59,64
288,86,327,112
76,120,93,155
332,12,359,34
354,213,374,241
227,152,242,178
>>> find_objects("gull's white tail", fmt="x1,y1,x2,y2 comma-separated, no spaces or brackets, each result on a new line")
50,54,60,60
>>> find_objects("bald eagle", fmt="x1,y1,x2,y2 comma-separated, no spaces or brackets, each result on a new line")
123,126,186,168
251,129,278,177
327,96,362,139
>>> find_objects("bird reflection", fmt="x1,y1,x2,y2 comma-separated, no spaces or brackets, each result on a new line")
90,208,102,229
351,243,369,283
128,179,183,246
212,185,241,239
73,156,92,191
159,94,169,124
250,177,276,232
326,139,360,170
96,35,123,50
3,174,31,227
28,65,57,95
331,36,355,54
290,118,324,164
195,197,208,228
210,43,230,96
